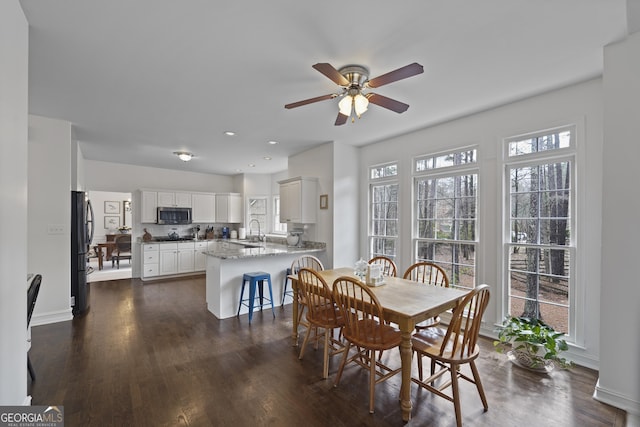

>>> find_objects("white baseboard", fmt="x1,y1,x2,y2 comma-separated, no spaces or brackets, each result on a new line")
594,379,640,420
30,309,73,326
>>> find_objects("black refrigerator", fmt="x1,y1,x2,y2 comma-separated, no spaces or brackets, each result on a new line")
71,191,94,315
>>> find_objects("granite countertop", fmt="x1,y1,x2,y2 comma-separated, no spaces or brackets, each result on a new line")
203,240,325,260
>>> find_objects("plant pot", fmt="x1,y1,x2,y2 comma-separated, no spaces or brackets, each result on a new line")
507,344,554,373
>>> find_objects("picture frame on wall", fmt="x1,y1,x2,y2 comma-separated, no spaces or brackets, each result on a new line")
104,216,120,229
104,201,120,214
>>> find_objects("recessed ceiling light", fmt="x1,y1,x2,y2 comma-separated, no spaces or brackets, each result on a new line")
263,156,272,160
173,151,193,162
224,131,236,136
248,163,255,167
268,140,278,145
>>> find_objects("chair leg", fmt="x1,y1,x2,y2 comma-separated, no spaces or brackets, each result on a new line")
322,328,331,379
469,360,489,411
369,350,377,413
27,355,35,381
333,342,351,387
450,363,463,427
298,323,313,360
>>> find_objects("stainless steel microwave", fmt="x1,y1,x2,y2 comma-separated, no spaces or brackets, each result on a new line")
157,207,192,225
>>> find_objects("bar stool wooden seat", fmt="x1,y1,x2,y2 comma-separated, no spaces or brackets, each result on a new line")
237,271,275,324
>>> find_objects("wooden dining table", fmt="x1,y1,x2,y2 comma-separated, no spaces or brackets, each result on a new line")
94,242,116,270
291,267,470,422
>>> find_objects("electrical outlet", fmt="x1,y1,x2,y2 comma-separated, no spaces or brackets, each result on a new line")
48,224,65,234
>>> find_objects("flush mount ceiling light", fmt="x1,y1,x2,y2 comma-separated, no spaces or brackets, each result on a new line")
285,62,423,125
173,151,193,162
223,131,236,136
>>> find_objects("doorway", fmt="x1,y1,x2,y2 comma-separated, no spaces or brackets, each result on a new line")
87,191,133,282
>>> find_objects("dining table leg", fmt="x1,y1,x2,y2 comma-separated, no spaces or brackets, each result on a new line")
399,323,414,421
95,246,103,270
291,276,299,346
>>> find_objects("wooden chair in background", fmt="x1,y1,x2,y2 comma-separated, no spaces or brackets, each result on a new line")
411,284,491,427
297,268,345,379
332,276,402,414
403,261,450,329
368,256,397,277
111,234,132,269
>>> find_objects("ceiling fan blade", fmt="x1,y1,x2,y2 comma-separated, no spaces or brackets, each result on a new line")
367,93,410,113
285,93,336,109
366,62,424,88
334,113,349,126
312,63,350,86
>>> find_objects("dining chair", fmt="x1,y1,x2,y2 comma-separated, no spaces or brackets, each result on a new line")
411,284,490,427
332,276,402,414
291,255,324,331
111,234,132,269
403,261,450,329
297,268,345,379
368,256,397,277
27,274,43,381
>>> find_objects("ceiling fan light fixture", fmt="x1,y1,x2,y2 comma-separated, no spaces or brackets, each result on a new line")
338,95,353,116
353,93,369,117
174,151,193,162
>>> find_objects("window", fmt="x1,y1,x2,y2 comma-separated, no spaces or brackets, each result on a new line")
414,148,477,289
369,163,398,260
247,197,267,233
273,196,286,234
504,126,575,335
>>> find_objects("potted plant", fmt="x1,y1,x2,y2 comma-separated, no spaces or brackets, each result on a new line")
494,316,573,372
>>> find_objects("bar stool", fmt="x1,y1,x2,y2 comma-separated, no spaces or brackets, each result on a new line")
281,267,294,305
237,271,275,324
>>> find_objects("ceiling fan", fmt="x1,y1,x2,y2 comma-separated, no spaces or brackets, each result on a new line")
285,62,424,125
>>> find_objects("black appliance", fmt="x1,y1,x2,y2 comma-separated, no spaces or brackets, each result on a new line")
71,191,94,315
157,207,192,225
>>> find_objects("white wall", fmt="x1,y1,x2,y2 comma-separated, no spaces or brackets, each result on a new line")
28,115,74,326
358,78,604,370
332,143,359,268
597,30,640,418
0,0,29,405
88,191,132,242
288,143,336,266
84,159,234,193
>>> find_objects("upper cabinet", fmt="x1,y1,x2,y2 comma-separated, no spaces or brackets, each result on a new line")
278,177,318,223
141,191,158,223
215,193,242,223
192,193,216,223
158,191,192,208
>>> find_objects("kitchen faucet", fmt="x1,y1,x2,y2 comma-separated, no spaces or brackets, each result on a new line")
248,219,264,242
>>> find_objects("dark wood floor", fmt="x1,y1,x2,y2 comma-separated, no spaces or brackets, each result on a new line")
29,276,626,426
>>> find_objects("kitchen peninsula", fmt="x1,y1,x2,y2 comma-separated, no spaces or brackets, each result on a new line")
204,240,326,319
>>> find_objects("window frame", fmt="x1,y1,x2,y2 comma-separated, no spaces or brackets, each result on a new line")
368,162,399,261
501,124,579,343
412,147,479,290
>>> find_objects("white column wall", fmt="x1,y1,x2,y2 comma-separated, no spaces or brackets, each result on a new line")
27,115,74,326
597,30,640,418
0,0,29,405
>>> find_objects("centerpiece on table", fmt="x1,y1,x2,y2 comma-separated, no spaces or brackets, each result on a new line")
494,316,573,373
118,226,131,234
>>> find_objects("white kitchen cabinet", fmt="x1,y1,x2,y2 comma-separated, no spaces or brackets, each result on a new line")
278,177,318,223
142,243,160,278
192,193,216,223
141,191,158,223
158,242,195,275
177,242,195,273
159,243,179,275
215,193,242,223
158,191,192,208
194,241,208,271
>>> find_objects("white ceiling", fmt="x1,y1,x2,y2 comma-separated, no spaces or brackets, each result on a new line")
20,0,627,176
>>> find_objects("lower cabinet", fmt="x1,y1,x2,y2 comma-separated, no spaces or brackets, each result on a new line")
194,241,208,271
142,243,160,278
144,241,204,280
